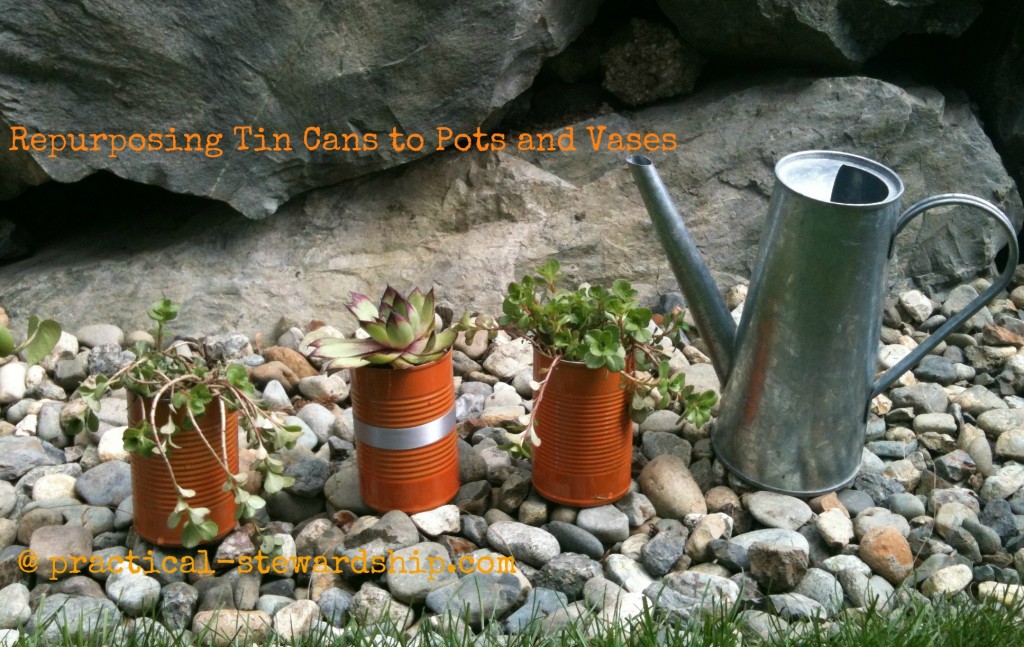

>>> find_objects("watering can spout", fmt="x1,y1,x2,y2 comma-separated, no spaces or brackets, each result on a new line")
626,155,736,383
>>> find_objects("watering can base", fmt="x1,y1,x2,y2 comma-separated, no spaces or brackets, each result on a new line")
711,430,861,499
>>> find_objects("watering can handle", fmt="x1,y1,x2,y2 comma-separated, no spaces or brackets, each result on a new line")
871,193,1020,399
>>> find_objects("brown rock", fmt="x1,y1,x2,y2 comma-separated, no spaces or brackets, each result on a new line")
438,535,479,560
249,361,300,392
808,492,849,517
638,455,707,519
262,347,319,379
705,486,741,514
859,526,913,585
332,510,359,532
982,324,1024,347
307,571,346,603
748,542,807,592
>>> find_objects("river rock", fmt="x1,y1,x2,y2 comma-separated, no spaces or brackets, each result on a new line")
952,386,1008,417
639,455,707,519
74,460,132,507
0,363,26,405
160,582,199,632
29,525,92,581
425,573,524,629
748,543,808,592
981,463,1024,500
575,506,630,544
858,527,913,585
323,462,370,515
534,553,602,599
385,542,459,604
105,570,161,617
0,583,29,629
543,521,604,561
662,571,740,606
979,409,1024,439
0,437,62,480
191,610,273,647
794,568,844,616
410,505,461,538
26,594,121,643
815,509,854,548
746,491,813,531
921,564,974,598
485,521,560,568
604,554,655,593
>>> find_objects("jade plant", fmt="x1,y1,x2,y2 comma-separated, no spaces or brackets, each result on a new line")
72,299,301,548
308,286,456,369
458,260,717,451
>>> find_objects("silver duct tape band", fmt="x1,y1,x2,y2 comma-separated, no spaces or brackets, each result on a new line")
354,408,457,451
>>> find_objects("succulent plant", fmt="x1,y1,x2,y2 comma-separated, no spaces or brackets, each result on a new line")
310,286,456,369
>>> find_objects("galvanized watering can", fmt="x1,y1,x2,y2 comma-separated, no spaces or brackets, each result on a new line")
628,151,1020,496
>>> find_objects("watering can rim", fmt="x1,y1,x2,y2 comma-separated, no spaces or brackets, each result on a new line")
775,149,907,209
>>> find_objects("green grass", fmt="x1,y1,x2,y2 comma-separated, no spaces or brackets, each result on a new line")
11,593,1024,647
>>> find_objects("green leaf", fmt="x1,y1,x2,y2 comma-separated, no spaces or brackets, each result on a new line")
385,312,415,347
167,510,183,530
345,292,380,323
0,324,14,358
263,470,292,494
23,318,62,365
186,505,210,525
159,420,177,436
198,520,220,542
611,279,636,301
226,363,251,389
179,523,203,549
65,417,83,437
362,321,393,347
171,391,188,410
605,352,626,373
147,298,180,324
537,259,560,282
122,424,157,457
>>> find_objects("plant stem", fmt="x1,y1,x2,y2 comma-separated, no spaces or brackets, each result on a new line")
524,353,561,447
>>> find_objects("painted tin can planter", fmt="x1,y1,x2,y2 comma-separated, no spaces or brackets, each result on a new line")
350,349,460,513
127,393,239,547
530,349,633,507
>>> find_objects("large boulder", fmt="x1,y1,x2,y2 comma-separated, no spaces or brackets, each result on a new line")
1,75,1018,335
657,0,985,68
0,0,601,216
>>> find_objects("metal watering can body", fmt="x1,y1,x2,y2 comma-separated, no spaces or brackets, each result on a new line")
629,151,1019,496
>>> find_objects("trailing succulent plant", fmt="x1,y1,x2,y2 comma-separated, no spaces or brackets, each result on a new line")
457,260,717,452
309,286,456,369
72,299,301,548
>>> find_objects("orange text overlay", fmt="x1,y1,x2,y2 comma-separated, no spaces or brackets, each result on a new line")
8,125,677,159
18,548,516,582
